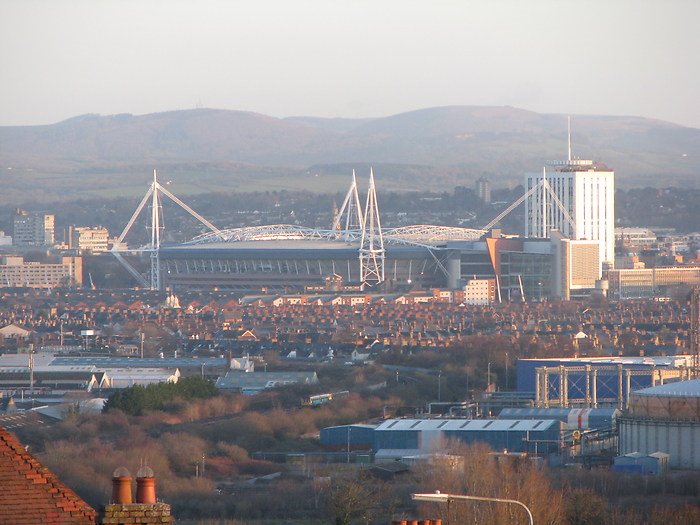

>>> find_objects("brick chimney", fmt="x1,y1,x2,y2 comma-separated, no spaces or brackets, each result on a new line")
99,467,173,525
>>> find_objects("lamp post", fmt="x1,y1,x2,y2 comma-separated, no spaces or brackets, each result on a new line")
412,491,534,525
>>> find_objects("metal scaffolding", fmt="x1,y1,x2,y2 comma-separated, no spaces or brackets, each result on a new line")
534,364,692,409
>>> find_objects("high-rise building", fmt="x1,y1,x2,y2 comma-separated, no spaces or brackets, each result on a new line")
524,120,615,268
475,177,491,203
551,231,601,300
12,209,55,247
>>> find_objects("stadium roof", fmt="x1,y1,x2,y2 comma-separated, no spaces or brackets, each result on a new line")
182,224,485,249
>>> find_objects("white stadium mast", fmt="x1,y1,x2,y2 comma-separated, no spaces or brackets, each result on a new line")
332,169,364,240
112,170,221,290
359,168,385,289
150,169,163,291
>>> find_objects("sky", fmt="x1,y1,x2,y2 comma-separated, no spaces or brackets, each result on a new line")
1,0,699,127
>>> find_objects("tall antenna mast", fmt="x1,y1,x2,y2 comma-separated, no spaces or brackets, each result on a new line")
359,168,385,288
567,115,572,163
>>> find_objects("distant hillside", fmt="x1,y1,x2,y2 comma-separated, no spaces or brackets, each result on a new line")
1,106,698,203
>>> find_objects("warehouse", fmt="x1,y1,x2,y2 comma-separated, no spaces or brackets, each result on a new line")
618,379,700,469
373,418,561,460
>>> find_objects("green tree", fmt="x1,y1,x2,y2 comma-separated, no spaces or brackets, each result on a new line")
104,376,217,415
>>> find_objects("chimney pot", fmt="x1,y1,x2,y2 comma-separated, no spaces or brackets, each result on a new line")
136,467,157,504
111,467,132,504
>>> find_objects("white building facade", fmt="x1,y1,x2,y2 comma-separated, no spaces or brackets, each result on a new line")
525,160,615,269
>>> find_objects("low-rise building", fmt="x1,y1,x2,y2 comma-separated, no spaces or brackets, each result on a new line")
373,418,562,460
0,255,82,288
456,278,495,305
69,226,110,253
604,266,700,300
215,370,319,394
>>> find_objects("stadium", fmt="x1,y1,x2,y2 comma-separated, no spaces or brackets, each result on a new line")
113,170,556,296
159,224,483,292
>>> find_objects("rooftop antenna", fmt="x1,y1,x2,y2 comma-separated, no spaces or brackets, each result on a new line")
567,115,572,162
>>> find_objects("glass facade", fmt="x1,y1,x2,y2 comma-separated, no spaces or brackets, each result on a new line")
500,251,552,301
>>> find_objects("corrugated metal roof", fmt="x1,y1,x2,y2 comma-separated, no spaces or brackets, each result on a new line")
519,356,692,366
323,424,377,431
374,418,559,432
52,357,227,368
633,379,700,398
498,407,619,418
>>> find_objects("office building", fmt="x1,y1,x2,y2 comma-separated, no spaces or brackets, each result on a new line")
0,255,82,288
551,232,601,299
524,123,615,269
69,226,110,253
604,266,700,300
12,209,55,247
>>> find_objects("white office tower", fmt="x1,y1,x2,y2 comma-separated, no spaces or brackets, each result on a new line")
525,118,615,269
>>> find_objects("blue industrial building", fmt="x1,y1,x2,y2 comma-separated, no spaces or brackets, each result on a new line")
372,418,561,459
320,424,377,450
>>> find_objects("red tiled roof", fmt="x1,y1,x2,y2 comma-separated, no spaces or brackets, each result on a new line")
0,425,96,525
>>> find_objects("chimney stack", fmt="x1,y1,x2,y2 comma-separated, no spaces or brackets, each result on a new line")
111,467,132,504
100,467,173,525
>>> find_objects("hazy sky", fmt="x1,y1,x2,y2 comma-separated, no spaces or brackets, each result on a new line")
2,0,699,127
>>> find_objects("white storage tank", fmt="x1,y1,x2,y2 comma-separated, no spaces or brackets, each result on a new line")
619,379,700,469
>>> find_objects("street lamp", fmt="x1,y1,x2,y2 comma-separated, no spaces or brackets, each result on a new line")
412,491,534,525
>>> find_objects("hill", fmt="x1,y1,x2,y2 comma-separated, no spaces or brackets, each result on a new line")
1,106,698,203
